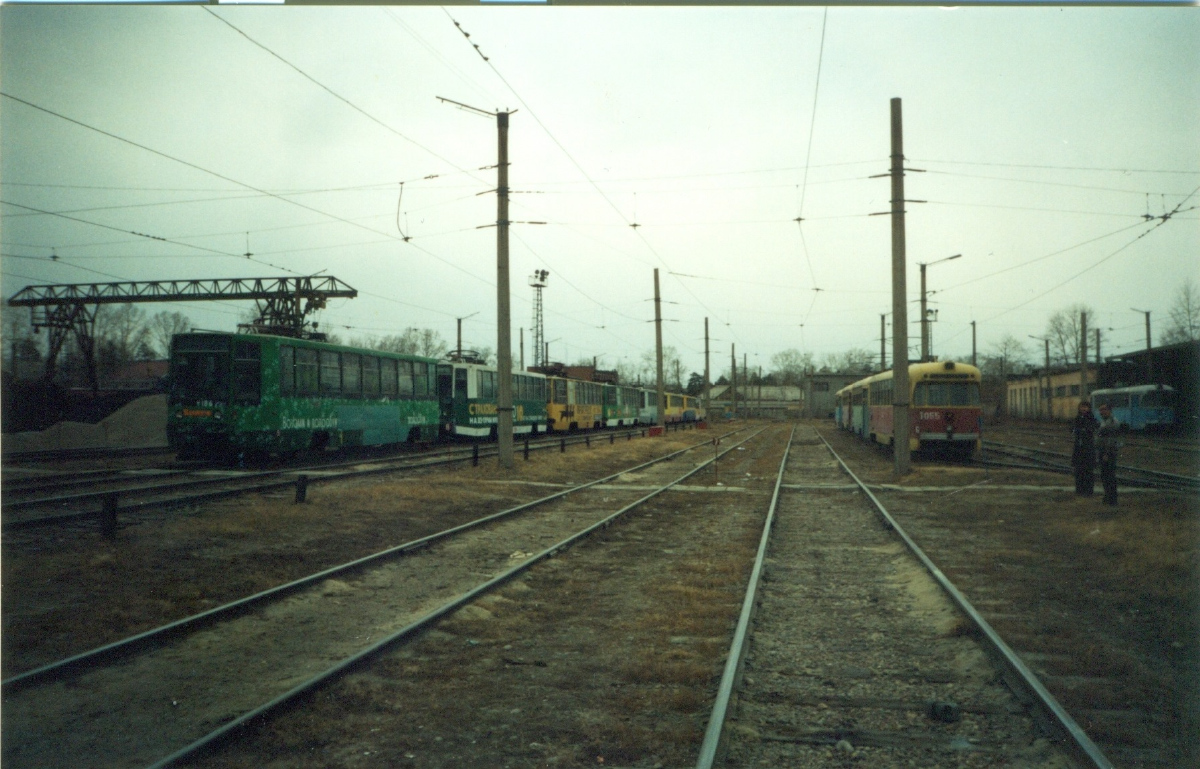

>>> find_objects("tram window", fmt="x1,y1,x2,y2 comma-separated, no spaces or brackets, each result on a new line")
233,342,261,404
414,361,430,397
454,367,468,399
1094,393,1130,409
280,346,295,395
1055,385,1067,397
296,348,318,396
479,370,497,400
553,379,567,403
915,382,980,406
171,351,229,402
362,356,380,398
319,351,341,396
381,358,398,398
342,354,362,399
1070,385,1080,396
398,360,415,398
1142,390,1172,408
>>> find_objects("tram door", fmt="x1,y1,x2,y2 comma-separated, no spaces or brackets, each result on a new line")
436,364,455,435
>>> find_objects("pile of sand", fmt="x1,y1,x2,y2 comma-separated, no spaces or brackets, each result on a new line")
2,394,168,454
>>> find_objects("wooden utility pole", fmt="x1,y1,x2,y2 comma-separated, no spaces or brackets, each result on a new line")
1132,308,1152,382
889,97,911,476
731,344,737,418
1079,310,1089,403
654,269,665,428
919,262,929,362
703,317,710,420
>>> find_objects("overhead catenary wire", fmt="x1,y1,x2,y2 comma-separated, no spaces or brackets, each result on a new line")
441,10,746,352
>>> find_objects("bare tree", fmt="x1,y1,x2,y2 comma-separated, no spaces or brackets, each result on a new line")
1045,303,1094,366
371,328,449,358
634,346,682,388
771,348,815,385
979,334,1030,378
148,310,193,357
1162,279,1200,344
819,347,875,374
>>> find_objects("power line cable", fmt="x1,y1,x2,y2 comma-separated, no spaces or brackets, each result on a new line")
0,91,489,286
441,11,743,350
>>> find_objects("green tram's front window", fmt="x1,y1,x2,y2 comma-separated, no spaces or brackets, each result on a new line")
914,381,980,406
171,351,230,403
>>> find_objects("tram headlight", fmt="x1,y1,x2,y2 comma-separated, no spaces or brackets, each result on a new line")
214,411,223,421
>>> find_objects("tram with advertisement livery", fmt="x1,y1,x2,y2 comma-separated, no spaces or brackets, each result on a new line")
836,360,982,457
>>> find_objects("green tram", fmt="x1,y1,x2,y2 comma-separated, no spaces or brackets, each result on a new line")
436,358,549,439
168,332,440,459
602,384,642,427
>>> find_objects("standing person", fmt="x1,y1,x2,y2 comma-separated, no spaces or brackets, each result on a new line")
1071,400,1097,496
1096,402,1123,506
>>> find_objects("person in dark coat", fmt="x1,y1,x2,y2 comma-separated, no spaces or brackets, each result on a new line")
1071,400,1097,496
1096,403,1123,506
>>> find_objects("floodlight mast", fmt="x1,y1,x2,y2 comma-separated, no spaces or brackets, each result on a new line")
529,269,548,368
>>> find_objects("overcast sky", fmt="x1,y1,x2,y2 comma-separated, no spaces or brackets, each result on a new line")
2,5,1197,377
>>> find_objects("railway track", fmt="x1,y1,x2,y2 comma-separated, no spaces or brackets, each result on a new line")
1,426,755,769
700,426,1104,768
0,426,687,532
981,440,1200,493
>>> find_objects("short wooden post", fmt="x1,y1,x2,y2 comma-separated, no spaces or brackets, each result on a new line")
100,493,119,537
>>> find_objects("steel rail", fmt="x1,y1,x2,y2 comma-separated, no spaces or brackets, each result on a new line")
695,426,794,769
1,426,684,530
1,445,172,463
988,436,1195,484
983,440,1198,491
140,426,767,769
2,426,747,693
819,432,1115,769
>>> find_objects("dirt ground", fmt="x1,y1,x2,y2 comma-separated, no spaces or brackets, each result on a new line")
819,424,1200,767
1,427,717,675
3,420,1196,767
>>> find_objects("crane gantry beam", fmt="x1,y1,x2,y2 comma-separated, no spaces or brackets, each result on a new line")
7,276,357,389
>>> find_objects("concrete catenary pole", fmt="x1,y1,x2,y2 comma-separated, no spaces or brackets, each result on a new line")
971,320,977,368
654,269,665,428
889,97,911,476
519,328,524,372
496,111,514,469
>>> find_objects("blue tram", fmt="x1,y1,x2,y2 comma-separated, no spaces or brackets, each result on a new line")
1089,385,1176,431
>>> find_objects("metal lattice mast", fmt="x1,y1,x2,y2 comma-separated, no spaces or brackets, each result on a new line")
529,269,548,368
